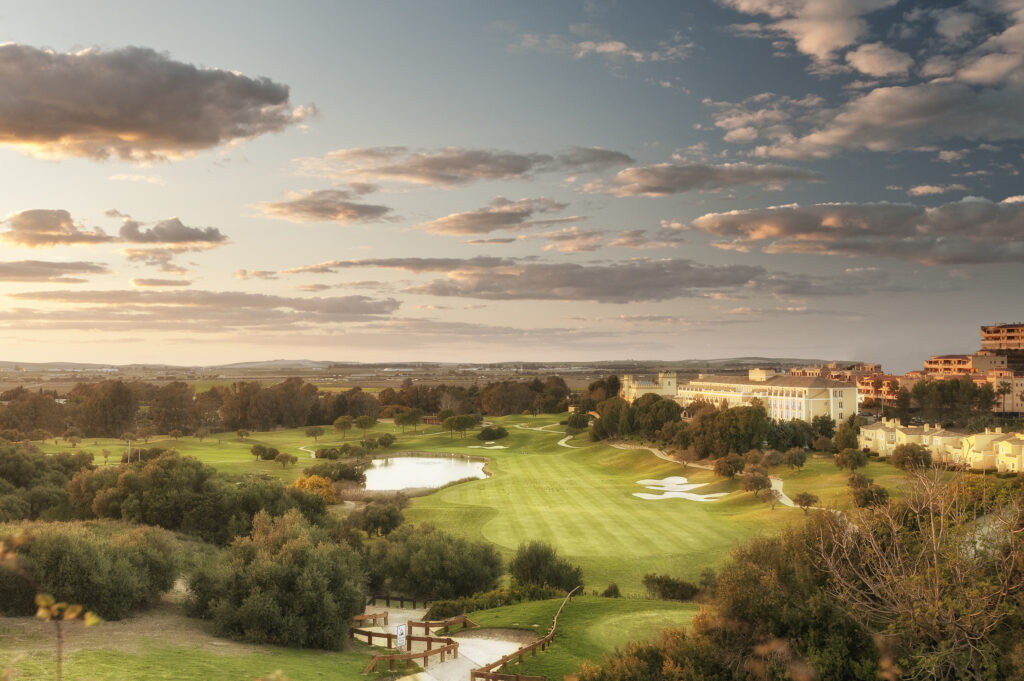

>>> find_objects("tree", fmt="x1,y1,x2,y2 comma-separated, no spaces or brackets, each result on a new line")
713,453,745,479
394,408,423,433
781,447,807,470
893,387,912,422
304,426,325,442
168,430,182,440
194,428,209,442
762,487,781,510
376,433,395,448
834,447,868,472
741,466,771,498
185,510,364,650
354,415,376,438
332,415,352,440
275,452,298,468
890,442,931,470
996,380,1012,413
811,414,835,439
290,475,338,504
815,471,1024,680
567,411,590,430
509,541,582,591
812,435,833,453
236,429,249,440
834,421,858,451
793,491,818,513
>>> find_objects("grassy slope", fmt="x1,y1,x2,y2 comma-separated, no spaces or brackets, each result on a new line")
468,595,700,679
0,603,381,681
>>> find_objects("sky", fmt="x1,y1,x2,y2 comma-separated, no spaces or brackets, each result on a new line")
0,0,1022,371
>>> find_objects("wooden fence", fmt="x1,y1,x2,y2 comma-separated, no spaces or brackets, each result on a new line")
366,594,431,609
408,614,477,635
353,611,389,626
470,586,581,681
352,627,459,674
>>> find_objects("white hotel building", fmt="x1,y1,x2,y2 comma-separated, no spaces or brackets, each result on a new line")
674,369,857,423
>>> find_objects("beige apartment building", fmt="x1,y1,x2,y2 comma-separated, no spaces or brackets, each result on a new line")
981,323,1024,351
676,369,856,422
859,420,1024,472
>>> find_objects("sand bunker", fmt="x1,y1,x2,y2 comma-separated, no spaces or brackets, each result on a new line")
468,445,508,450
634,476,730,502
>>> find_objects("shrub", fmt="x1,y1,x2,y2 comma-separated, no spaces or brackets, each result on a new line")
376,433,396,448
302,461,366,483
290,475,338,504
186,510,364,650
891,443,931,470
642,573,699,601
0,523,178,620
600,583,621,598
509,541,582,591
425,584,564,620
366,524,503,599
477,426,509,441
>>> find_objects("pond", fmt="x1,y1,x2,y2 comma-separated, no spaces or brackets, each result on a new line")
363,455,487,491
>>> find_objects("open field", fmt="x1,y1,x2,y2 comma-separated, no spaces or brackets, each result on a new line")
467,595,701,679
0,600,382,681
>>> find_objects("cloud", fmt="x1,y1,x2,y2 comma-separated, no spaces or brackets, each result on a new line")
421,197,569,235
845,42,913,77
690,196,1024,264
2,209,115,247
130,278,192,288
234,269,279,280
9,289,402,322
531,226,605,253
313,256,764,303
0,44,305,161
120,246,200,274
906,184,967,196
600,161,822,196
119,217,227,244
301,146,633,186
0,260,109,283
608,228,686,249
753,82,1024,159
514,30,692,64
718,0,898,65
256,189,394,224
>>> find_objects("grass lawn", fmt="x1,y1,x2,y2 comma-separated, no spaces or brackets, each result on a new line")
0,602,382,681
467,595,700,679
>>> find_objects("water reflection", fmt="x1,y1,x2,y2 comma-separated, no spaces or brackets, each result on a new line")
363,456,486,491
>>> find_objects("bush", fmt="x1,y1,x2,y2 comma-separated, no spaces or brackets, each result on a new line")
425,584,565,620
290,475,339,504
186,510,364,650
366,524,503,599
376,433,396,448
0,523,178,620
600,583,621,598
302,461,366,483
509,541,582,591
891,443,931,470
477,426,509,441
642,573,699,601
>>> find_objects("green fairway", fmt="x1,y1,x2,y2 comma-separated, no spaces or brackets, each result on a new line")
400,416,803,593
467,595,700,679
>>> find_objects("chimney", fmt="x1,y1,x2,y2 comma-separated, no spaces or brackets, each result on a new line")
996,427,1003,434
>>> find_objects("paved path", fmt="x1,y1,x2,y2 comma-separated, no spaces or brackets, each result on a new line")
610,442,714,470
557,434,582,449
769,476,796,507
298,445,316,459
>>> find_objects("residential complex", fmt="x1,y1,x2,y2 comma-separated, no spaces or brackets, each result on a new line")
981,322,1024,352
859,419,1024,472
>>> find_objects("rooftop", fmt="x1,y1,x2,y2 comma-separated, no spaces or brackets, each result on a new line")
688,374,853,389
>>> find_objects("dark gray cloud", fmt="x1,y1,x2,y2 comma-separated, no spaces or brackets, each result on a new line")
119,218,227,244
257,189,394,224
0,260,109,283
0,44,308,161
305,146,633,186
691,196,1024,264
600,161,822,196
2,209,115,247
422,197,570,235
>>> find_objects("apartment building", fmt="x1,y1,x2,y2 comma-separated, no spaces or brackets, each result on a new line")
859,420,1024,472
981,323,1024,351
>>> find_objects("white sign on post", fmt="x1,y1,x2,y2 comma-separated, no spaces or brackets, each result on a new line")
396,623,407,649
